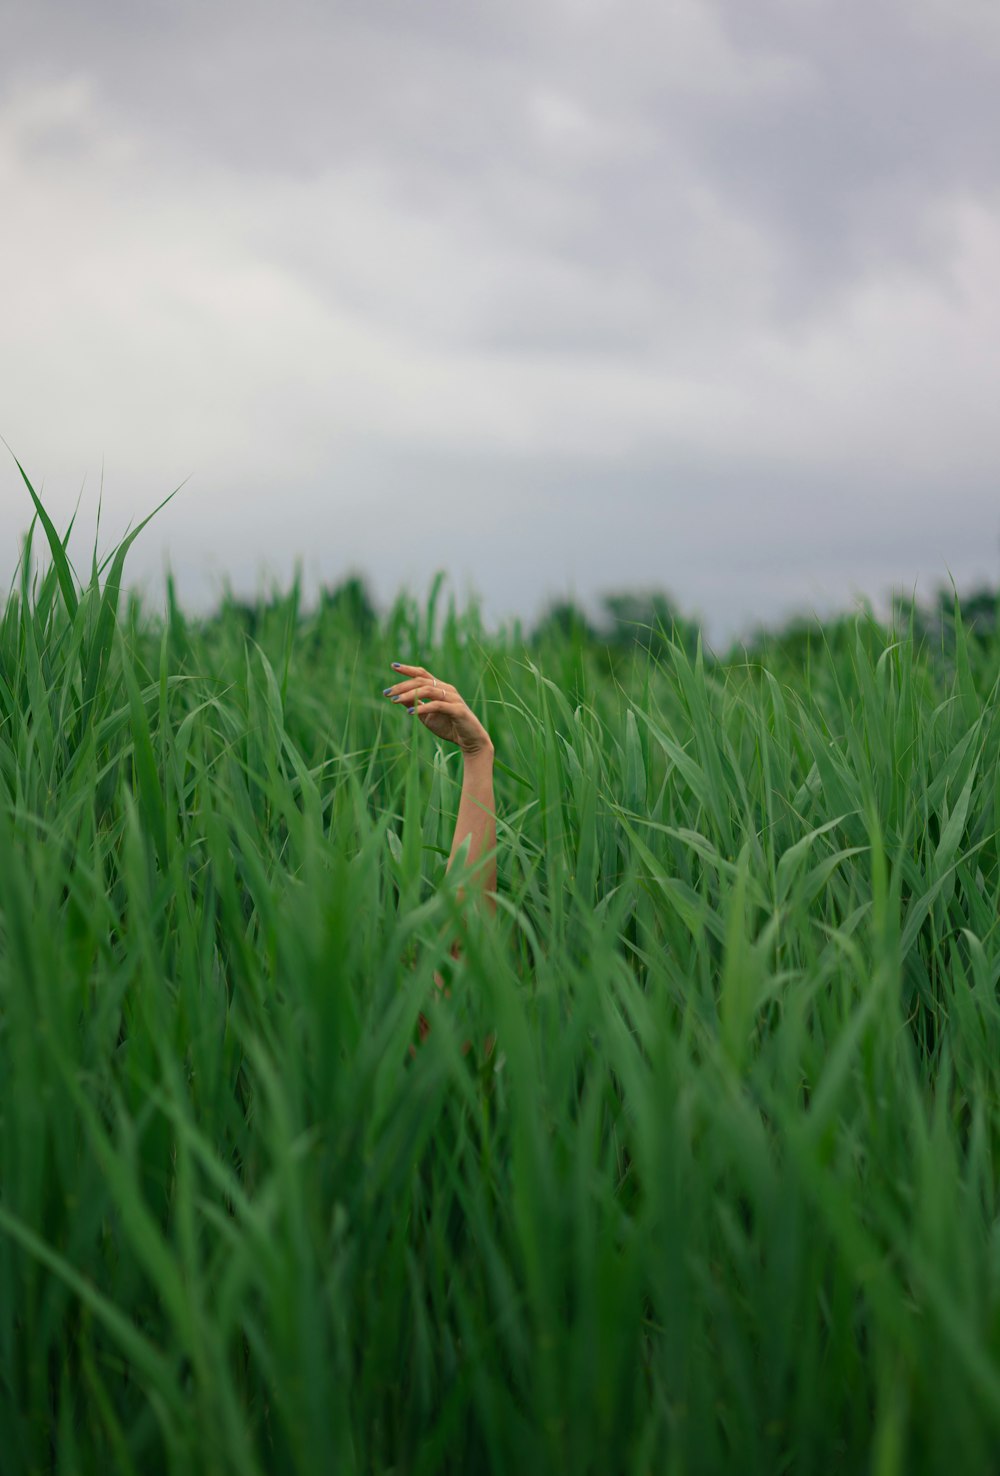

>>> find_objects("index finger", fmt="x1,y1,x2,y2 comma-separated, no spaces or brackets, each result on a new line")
390,662,430,677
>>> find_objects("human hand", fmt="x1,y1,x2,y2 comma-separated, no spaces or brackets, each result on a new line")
382,663,493,757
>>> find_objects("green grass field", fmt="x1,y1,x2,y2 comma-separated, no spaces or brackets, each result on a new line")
3,468,1000,1474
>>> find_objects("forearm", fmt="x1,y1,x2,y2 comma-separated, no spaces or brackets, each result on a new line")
447,744,496,910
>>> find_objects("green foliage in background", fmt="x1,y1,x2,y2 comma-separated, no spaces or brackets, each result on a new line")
3,466,1000,1474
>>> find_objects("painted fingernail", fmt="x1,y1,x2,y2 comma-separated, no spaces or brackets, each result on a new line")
406,706,415,714
391,662,402,669
383,688,393,695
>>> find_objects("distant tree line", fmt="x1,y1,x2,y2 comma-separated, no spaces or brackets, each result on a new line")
891,584,1000,645
200,572,1000,663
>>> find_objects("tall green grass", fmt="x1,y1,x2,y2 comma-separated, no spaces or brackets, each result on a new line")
2,468,1000,1473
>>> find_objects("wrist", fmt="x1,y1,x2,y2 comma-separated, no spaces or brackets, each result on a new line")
461,737,494,764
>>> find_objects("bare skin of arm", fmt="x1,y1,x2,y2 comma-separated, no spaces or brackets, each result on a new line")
383,662,496,1051
383,663,496,908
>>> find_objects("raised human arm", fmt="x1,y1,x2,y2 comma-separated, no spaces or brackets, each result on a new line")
383,663,496,910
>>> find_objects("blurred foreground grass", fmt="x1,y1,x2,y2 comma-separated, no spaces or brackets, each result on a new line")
2,469,1000,1474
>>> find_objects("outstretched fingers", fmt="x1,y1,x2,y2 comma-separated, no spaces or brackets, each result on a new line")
388,664,444,690
408,698,458,718
384,678,457,705
403,683,459,702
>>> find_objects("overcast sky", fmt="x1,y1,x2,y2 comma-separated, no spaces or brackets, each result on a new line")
3,0,1000,645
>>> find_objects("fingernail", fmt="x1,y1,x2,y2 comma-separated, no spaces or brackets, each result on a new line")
391,662,402,669
382,688,393,695
406,706,415,714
